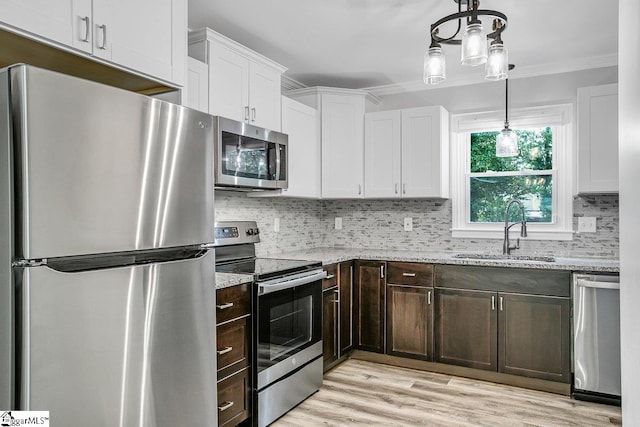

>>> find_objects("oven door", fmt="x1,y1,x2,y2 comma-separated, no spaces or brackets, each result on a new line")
256,270,324,389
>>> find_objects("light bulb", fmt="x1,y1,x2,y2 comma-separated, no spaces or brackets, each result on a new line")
485,42,508,80
461,22,488,66
496,127,519,157
424,46,446,85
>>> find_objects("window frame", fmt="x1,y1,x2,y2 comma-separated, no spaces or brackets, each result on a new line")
450,104,574,241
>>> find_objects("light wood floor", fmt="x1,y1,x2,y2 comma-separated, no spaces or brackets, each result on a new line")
272,359,622,427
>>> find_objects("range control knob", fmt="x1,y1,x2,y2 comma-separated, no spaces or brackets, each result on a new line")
254,228,260,235
246,228,254,236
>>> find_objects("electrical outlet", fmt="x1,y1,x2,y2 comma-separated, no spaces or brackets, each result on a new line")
335,217,342,230
404,217,413,232
274,217,280,233
577,217,597,233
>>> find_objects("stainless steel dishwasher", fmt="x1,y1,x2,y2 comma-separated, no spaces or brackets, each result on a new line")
573,273,621,405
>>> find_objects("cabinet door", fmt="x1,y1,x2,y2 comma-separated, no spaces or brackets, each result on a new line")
321,94,365,198
0,0,75,47
70,0,92,54
249,62,282,130
209,41,250,122
386,285,433,360
338,261,354,355
354,261,386,353
281,96,321,198
322,288,338,369
401,106,449,198
185,57,209,113
92,0,184,84
364,110,402,198
498,293,571,383
577,84,619,193
435,288,497,371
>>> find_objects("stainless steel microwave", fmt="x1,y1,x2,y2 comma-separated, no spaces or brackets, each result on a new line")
214,116,288,190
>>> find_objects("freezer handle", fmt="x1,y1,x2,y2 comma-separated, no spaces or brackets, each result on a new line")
575,278,620,290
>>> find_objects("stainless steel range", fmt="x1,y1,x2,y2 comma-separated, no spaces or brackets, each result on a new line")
214,221,325,427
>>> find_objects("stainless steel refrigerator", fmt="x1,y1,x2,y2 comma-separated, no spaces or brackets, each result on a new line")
0,65,217,426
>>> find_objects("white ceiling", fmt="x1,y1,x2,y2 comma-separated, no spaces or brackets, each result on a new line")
187,0,618,93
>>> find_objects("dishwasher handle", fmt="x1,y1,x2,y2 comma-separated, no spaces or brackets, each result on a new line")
575,278,620,290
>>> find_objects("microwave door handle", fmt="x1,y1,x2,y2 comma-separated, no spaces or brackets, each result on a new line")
275,143,281,182
258,271,327,295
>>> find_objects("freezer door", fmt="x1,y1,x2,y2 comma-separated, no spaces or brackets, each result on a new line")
10,65,214,259
18,250,217,426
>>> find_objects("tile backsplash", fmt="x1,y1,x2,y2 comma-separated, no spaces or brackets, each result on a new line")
215,191,619,259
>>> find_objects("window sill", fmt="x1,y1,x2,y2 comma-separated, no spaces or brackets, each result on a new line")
451,228,575,241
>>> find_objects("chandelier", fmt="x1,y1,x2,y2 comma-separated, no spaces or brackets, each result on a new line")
424,0,510,85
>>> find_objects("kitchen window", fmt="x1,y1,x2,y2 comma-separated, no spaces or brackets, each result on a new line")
451,104,574,240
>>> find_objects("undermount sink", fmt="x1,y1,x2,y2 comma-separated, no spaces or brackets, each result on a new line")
452,253,556,263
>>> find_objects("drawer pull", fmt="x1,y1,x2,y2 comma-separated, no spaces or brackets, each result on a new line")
217,346,233,355
325,274,336,280
402,273,416,277
218,401,234,412
217,302,234,310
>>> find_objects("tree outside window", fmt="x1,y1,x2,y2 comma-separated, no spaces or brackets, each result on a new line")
469,127,554,223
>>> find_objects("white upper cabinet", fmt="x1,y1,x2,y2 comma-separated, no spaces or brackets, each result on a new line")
577,84,619,194
287,87,370,199
0,0,186,86
364,106,450,199
184,57,209,113
189,28,287,131
281,96,320,198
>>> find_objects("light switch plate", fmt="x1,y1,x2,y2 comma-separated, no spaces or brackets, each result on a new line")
578,217,597,233
404,217,413,232
335,217,342,230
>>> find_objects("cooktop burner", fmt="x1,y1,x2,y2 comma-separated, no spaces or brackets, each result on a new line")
216,257,322,281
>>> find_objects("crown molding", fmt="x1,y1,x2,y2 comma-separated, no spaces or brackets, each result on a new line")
188,27,288,73
281,75,306,92
364,53,619,97
284,86,382,105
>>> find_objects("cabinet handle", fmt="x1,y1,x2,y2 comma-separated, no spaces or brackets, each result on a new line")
333,289,340,303
380,265,385,279
403,183,407,194
428,290,432,305
325,274,335,280
216,302,234,310
499,296,504,311
251,107,256,122
80,16,90,42
395,183,399,194
216,346,233,355
491,295,495,311
244,106,250,121
97,24,107,49
358,184,362,195
218,401,234,412
402,273,416,277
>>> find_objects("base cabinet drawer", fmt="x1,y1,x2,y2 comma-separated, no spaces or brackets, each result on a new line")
216,283,251,324
217,368,251,427
217,316,251,380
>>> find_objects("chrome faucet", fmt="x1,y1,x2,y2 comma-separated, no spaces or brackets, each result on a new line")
503,200,528,255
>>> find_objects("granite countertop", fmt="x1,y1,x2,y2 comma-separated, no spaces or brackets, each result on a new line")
216,272,253,289
269,248,620,273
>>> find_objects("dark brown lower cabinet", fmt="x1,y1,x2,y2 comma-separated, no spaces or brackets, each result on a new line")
217,368,251,427
338,261,354,355
386,285,433,360
499,293,571,382
322,286,339,367
354,260,386,353
435,288,498,371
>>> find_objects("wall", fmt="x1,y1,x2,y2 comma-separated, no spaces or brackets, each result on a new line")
216,192,618,259
618,0,639,422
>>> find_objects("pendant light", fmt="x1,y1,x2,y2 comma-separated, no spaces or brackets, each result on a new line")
424,0,510,85
496,64,518,157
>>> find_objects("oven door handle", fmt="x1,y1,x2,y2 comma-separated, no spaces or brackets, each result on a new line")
258,270,327,295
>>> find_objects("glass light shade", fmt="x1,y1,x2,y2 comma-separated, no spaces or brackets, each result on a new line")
496,127,519,157
461,22,488,66
424,46,446,85
485,42,508,80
